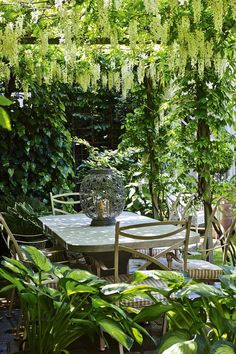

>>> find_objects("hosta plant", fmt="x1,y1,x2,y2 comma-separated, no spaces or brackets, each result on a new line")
131,269,236,354
0,246,151,354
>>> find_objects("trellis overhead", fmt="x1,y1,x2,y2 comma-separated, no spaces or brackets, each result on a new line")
0,0,236,98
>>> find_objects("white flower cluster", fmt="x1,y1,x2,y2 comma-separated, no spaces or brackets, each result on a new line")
178,16,190,44
137,60,146,84
2,23,19,67
192,0,202,23
150,14,162,41
128,20,138,49
147,62,157,87
143,0,158,15
211,0,223,33
231,0,236,19
40,32,48,57
121,61,134,99
97,0,111,37
114,0,123,9
90,63,101,89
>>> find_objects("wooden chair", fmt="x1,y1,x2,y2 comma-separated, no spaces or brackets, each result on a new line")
133,193,201,266
164,198,236,282
167,192,204,233
0,213,69,318
100,217,192,353
49,192,81,215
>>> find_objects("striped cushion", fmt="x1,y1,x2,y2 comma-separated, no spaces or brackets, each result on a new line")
186,259,223,280
42,275,59,289
158,257,223,280
134,248,168,256
103,272,166,307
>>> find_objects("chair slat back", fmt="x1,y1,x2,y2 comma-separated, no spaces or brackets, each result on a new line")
114,216,192,282
0,213,25,261
50,192,80,215
202,197,236,264
168,193,196,221
223,215,236,264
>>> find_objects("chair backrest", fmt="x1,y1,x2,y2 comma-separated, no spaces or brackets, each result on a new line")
114,217,192,282
168,193,197,220
202,197,236,264
0,213,25,261
49,192,80,215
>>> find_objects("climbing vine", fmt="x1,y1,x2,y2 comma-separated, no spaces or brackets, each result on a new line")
0,1,234,98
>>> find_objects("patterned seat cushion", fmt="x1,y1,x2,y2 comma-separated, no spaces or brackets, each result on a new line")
158,257,223,280
185,259,223,280
133,247,168,256
103,273,166,307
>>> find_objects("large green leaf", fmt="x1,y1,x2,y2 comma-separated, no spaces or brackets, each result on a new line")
220,274,236,291
99,318,134,350
2,257,30,276
152,270,190,287
123,283,167,296
175,283,224,298
161,338,198,354
133,270,190,289
0,107,11,130
210,340,236,354
157,330,193,353
20,292,38,305
101,283,131,295
64,269,100,283
131,327,143,346
92,297,129,318
221,266,236,275
0,96,12,106
135,303,173,323
21,246,52,273
0,267,25,291
60,279,98,295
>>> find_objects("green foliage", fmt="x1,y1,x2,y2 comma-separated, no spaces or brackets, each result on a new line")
61,84,126,149
0,96,12,130
120,70,198,219
132,270,236,353
0,86,75,201
165,65,236,204
213,177,236,205
0,246,149,354
76,138,153,215
2,202,46,235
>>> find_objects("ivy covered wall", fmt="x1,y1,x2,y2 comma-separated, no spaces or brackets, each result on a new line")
0,86,75,201
0,84,130,202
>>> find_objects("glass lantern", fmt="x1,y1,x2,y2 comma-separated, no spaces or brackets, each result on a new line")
80,169,125,226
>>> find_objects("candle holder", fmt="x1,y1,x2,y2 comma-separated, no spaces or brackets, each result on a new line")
80,169,125,226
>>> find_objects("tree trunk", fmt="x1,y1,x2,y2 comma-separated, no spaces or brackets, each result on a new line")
197,119,213,260
144,75,164,219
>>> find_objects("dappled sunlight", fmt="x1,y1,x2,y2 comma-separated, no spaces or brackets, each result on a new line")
39,212,200,252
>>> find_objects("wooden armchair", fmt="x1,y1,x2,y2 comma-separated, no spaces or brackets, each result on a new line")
100,217,192,353
163,197,236,282
101,217,192,305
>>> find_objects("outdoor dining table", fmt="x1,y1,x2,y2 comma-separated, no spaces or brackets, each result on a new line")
39,211,200,274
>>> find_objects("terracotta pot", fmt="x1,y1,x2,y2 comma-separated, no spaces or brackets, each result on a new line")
219,202,235,230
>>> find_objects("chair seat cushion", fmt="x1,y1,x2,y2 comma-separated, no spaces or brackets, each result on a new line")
103,272,166,307
134,248,168,256
158,257,223,280
185,259,223,280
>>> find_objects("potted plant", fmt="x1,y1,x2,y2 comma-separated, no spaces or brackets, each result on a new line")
213,179,236,231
